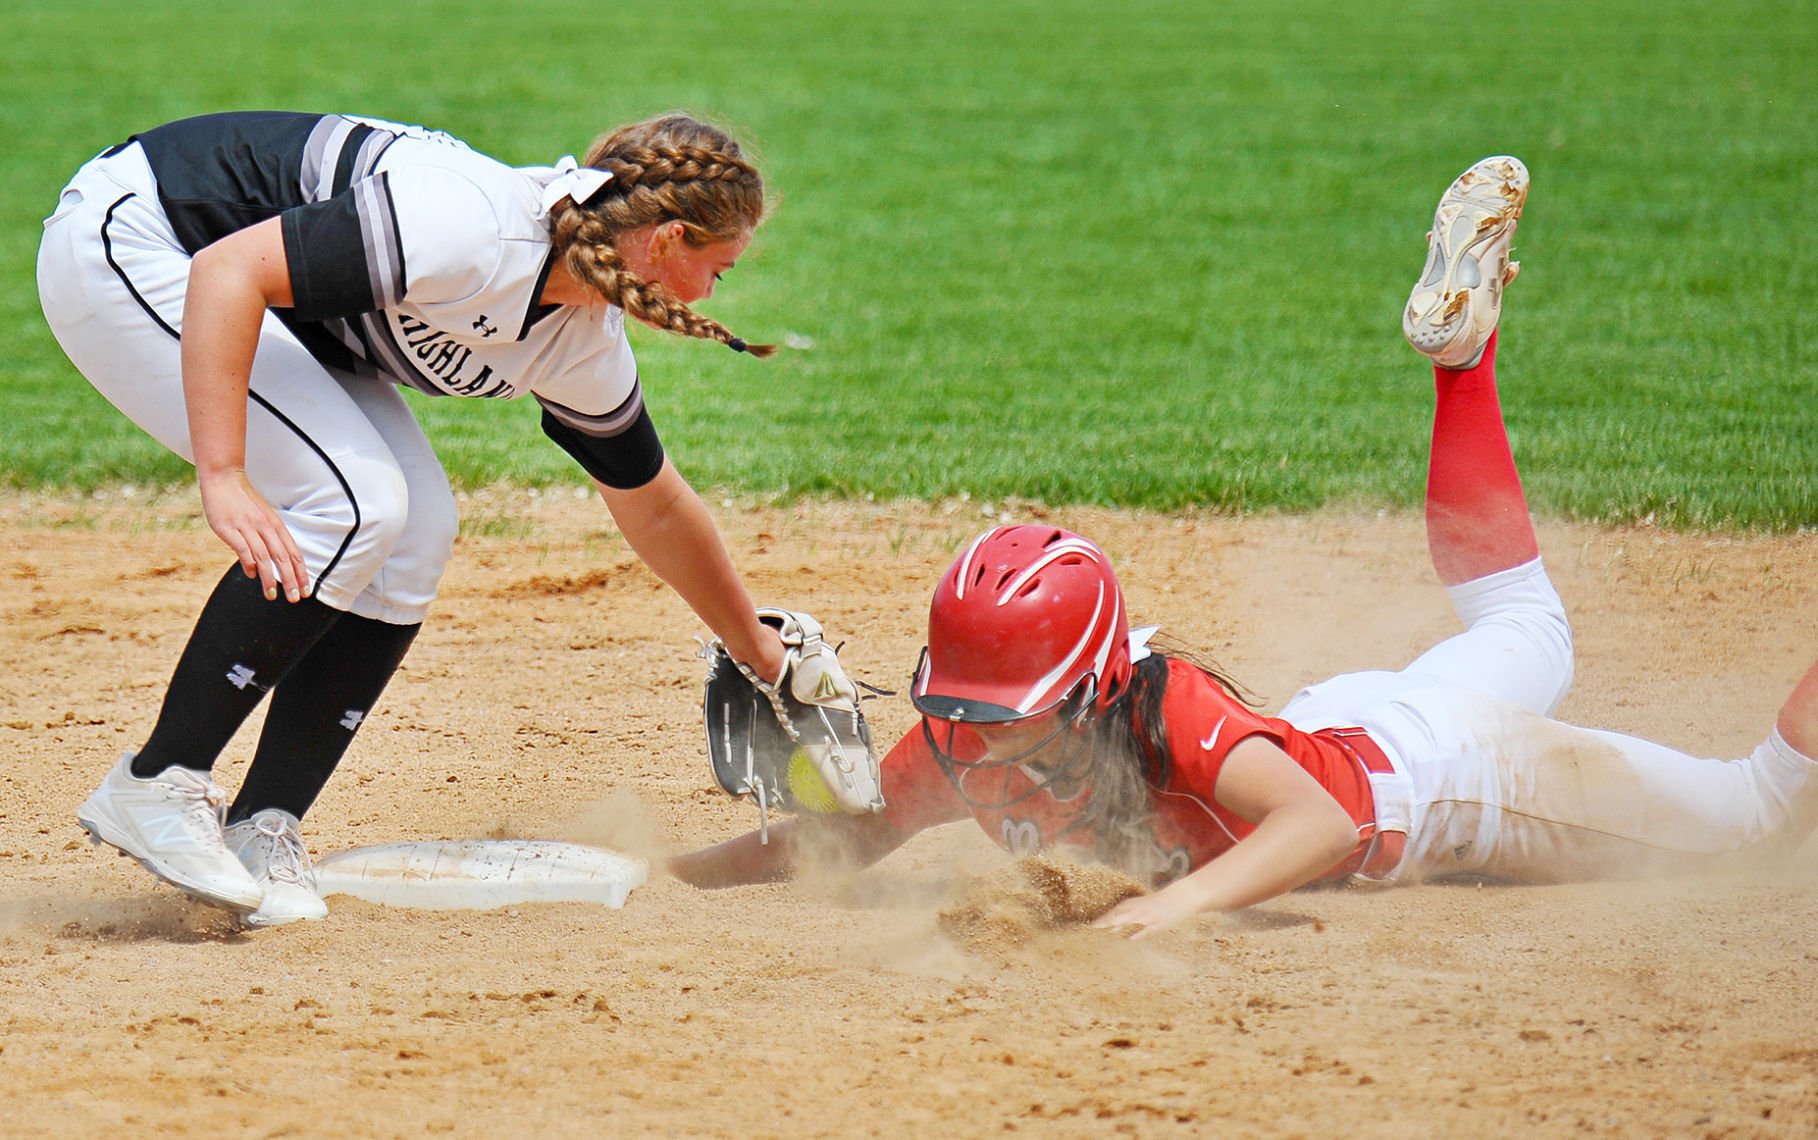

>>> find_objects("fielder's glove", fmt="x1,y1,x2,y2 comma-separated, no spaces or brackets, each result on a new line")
702,608,884,842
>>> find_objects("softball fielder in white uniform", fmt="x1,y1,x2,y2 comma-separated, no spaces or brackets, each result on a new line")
38,111,791,925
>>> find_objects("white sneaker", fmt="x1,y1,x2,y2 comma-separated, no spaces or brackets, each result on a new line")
77,753,263,913
224,809,328,927
1404,155,1529,369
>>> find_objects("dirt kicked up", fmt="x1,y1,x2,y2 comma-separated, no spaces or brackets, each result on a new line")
1,488,1813,1137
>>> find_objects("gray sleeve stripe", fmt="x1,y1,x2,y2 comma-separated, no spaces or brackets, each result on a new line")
358,312,446,396
350,129,392,182
299,118,331,200
321,316,366,359
301,116,357,203
353,173,404,309
535,381,647,436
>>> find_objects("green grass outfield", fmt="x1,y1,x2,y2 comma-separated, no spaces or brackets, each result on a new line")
3,0,1812,529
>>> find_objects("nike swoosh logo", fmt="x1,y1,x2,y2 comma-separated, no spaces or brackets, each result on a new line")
1200,716,1228,752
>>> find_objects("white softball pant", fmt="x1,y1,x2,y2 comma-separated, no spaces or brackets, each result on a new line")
35,143,456,624
1279,558,1818,882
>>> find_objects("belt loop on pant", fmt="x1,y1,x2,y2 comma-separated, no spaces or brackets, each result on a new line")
1352,829,1406,880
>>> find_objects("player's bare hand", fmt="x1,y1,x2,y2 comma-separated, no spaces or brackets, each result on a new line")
1091,883,1205,940
198,470,309,602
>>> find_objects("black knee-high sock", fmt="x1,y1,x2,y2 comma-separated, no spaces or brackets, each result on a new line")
226,612,421,824
133,567,345,778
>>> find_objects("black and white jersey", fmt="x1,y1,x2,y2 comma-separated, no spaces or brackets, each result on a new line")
133,112,658,487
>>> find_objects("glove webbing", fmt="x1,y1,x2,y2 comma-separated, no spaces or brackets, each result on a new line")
736,655,879,794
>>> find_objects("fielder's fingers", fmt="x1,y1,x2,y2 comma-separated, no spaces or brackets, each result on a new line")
286,556,311,602
238,531,285,601
270,544,308,603
224,533,263,582
251,509,308,603
255,550,281,601
1089,916,1149,941
265,543,308,604
275,532,310,602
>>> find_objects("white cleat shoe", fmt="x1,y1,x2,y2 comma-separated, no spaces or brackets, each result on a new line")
77,753,263,913
1404,155,1529,370
225,808,328,927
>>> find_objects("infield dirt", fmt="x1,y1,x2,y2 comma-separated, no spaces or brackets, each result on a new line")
2,488,1813,1137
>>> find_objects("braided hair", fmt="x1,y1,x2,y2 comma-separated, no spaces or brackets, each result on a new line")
548,113,775,356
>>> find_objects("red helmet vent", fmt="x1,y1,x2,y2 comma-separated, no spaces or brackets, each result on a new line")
912,525,1135,723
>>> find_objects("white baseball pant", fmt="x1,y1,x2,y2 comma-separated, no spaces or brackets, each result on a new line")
1280,558,1818,881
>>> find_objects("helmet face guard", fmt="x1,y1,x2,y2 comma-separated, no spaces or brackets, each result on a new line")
914,666,1098,811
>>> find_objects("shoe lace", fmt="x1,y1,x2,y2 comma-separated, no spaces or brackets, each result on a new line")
251,813,313,887
170,778,233,854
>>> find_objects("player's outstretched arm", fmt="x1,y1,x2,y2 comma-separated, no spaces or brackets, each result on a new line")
595,459,785,680
1094,736,1358,938
669,812,912,889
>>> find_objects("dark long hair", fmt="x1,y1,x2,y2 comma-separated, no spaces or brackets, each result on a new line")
1060,637,1257,881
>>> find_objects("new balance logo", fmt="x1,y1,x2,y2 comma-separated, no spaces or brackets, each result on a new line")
227,664,260,690
143,812,199,851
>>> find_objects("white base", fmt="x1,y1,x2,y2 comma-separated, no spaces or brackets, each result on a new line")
313,840,647,911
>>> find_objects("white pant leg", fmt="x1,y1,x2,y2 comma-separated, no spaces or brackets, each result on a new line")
1280,557,1574,734
1273,556,1817,883
1371,689,1818,882
1402,557,1574,715
325,369,457,622
35,143,453,623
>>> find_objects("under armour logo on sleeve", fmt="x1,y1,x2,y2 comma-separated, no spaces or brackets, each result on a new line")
473,315,498,338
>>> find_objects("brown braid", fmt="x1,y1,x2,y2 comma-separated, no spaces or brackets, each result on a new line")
547,114,776,356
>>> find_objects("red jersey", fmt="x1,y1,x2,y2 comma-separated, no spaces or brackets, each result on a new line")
880,658,1385,883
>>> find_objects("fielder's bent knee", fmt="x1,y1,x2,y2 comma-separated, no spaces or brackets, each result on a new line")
341,476,458,624
286,454,411,612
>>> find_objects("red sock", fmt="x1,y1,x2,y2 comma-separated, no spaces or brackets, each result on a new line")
1425,330,1540,584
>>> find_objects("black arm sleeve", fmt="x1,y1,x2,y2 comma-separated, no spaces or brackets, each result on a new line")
540,405,666,490
280,175,400,322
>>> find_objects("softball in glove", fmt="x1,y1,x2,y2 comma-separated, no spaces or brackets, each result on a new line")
702,608,883,841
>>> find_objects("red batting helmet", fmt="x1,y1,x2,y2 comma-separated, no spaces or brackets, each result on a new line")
911,525,1133,726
